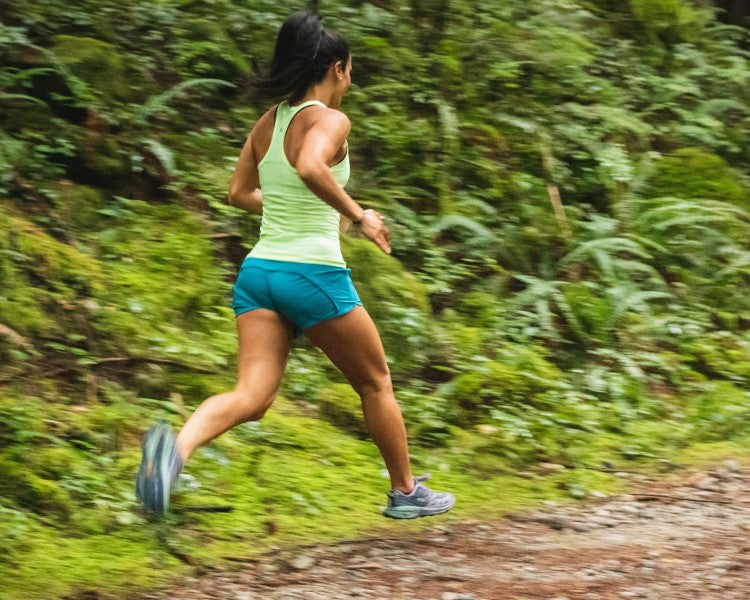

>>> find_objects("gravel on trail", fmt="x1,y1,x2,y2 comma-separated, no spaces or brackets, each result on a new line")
154,461,750,600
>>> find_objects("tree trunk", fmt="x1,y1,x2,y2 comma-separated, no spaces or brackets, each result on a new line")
717,0,750,26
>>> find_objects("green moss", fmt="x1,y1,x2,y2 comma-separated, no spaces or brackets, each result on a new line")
317,383,368,438
171,18,251,80
51,35,131,102
91,197,234,361
0,396,45,446
50,181,104,232
79,131,129,185
0,451,73,520
561,282,614,344
0,204,103,339
684,381,750,441
342,236,430,376
646,148,748,208
5,206,104,295
682,334,750,384
442,343,563,424
630,0,707,44
4,386,750,599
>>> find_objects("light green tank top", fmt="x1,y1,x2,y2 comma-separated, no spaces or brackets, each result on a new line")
248,99,350,267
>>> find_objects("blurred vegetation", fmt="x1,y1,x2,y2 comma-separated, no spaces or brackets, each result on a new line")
1,0,750,597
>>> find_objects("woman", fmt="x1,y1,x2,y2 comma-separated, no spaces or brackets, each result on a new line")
136,11,455,520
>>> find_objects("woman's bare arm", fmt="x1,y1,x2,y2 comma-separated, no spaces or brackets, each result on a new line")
227,131,263,215
296,111,391,254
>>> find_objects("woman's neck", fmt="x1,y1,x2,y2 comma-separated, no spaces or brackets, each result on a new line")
293,83,341,109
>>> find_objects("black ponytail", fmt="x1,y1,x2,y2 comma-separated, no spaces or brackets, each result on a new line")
252,11,350,104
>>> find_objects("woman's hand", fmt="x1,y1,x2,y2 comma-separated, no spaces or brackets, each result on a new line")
356,209,391,254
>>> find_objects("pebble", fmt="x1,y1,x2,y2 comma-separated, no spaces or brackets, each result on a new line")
725,459,742,473
619,504,640,515
289,555,315,570
539,462,566,474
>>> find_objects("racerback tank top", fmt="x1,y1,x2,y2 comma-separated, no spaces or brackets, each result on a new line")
248,99,351,267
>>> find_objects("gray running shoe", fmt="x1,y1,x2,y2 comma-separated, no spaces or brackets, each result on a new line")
135,421,183,515
383,474,455,519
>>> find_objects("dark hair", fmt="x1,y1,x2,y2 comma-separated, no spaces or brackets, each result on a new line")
253,11,350,104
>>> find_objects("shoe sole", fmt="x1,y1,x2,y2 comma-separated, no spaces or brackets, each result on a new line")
136,424,173,514
383,497,456,519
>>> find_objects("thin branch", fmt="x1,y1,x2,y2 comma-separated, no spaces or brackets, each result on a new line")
634,493,733,505
42,356,220,378
540,144,572,239
0,324,31,347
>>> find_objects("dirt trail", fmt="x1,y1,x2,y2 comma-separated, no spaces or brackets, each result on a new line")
154,462,750,599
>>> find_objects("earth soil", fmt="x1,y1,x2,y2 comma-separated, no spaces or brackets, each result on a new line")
152,461,750,599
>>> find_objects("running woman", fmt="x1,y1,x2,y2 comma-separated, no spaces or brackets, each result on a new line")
136,10,455,520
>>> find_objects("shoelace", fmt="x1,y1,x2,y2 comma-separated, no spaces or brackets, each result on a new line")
388,474,432,498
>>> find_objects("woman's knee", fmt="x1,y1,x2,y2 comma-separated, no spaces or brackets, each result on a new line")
233,387,275,421
353,371,393,401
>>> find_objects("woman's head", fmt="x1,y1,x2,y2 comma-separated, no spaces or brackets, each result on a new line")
253,11,351,105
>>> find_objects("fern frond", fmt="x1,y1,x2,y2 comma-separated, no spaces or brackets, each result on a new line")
560,237,653,267
133,78,236,124
430,214,495,239
0,93,47,107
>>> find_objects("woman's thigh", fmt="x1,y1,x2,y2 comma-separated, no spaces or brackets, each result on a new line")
303,305,391,395
236,308,295,401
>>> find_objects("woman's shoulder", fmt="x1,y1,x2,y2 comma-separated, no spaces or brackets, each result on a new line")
248,105,280,161
310,105,350,134
252,104,280,133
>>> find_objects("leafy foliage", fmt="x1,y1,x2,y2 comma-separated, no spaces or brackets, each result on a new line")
1,0,750,595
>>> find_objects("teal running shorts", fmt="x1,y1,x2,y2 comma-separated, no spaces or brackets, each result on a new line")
231,257,363,333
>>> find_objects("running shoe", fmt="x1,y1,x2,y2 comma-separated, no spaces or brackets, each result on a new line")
383,473,455,519
135,421,183,514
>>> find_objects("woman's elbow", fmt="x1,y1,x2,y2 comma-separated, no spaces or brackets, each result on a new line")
227,182,250,206
296,161,325,184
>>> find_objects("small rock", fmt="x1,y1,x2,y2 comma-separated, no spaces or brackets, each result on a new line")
695,477,720,492
724,459,742,473
539,462,566,474
81,298,100,311
568,520,590,532
350,588,367,597
476,424,499,434
619,504,640,515
289,555,315,570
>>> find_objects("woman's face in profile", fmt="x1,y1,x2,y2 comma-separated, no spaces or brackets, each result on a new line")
332,55,352,106
344,55,353,91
